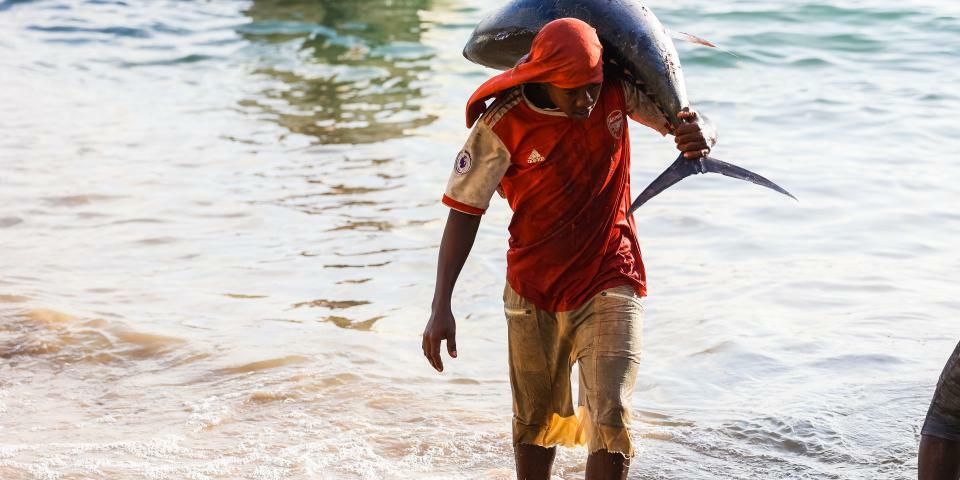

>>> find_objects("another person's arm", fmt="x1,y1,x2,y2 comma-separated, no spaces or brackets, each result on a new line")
422,209,481,372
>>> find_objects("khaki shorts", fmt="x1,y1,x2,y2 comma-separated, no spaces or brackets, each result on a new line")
923,341,960,441
504,283,643,457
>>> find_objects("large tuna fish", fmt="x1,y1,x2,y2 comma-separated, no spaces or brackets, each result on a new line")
463,0,795,212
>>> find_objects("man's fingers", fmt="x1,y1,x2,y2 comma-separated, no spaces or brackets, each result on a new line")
427,334,444,372
422,318,457,372
674,125,702,138
676,109,698,121
677,136,709,149
675,122,710,160
447,333,458,358
678,141,709,152
421,334,432,358
432,344,444,372
430,337,443,372
422,333,440,371
675,134,703,146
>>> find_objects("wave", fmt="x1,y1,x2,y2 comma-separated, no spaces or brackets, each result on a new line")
0,308,186,365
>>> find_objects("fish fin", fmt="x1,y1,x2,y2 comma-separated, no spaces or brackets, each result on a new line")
668,30,740,57
671,30,717,47
628,154,699,214
701,156,797,201
628,155,797,214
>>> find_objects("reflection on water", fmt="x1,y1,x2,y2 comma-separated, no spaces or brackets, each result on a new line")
240,0,436,144
292,299,370,309
322,315,384,330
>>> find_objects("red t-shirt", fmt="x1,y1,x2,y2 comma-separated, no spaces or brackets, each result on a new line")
442,78,671,312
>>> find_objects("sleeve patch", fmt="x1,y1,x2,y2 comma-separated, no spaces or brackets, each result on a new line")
442,120,511,213
455,150,472,175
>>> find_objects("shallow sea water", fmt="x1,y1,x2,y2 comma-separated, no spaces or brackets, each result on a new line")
1,0,959,478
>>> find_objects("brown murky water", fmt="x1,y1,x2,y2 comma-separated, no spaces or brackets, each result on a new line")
1,0,959,478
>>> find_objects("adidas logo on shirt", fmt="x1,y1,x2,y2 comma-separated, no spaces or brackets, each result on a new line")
527,149,545,164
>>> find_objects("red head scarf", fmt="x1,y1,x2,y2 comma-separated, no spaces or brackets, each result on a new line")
465,18,604,128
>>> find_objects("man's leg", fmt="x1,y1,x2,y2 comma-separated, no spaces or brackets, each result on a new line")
515,444,557,480
504,284,573,479
573,286,644,480
919,435,960,480
585,449,630,480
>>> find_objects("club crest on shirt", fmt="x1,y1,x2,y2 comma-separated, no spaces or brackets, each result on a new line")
607,110,624,139
455,150,472,175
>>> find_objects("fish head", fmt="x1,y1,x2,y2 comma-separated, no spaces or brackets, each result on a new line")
463,0,551,70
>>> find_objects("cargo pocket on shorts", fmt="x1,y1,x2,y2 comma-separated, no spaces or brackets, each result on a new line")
505,305,548,373
594,289,643,363
598,289,644,309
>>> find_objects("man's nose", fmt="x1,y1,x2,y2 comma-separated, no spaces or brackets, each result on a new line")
576,91,595,108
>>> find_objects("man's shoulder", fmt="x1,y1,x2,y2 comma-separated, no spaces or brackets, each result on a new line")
480,87,524,128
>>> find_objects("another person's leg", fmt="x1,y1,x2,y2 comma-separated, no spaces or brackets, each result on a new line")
919,435,960,480
920,341,960,480
573,286,644,480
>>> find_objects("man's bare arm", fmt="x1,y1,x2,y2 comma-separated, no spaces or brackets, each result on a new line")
421,208,482,372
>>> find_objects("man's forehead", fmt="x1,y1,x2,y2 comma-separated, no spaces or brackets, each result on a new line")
549,82,602,91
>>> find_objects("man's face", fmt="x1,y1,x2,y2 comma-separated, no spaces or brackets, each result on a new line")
544,82,602,120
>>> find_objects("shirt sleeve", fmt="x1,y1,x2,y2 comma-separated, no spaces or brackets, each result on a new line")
622,79,719,146
441,120,511,215
621,79,672,136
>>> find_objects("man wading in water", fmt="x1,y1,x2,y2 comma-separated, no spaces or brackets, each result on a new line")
422,18,715,479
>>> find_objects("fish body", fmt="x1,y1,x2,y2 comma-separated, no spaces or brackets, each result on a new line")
463,0,794,210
